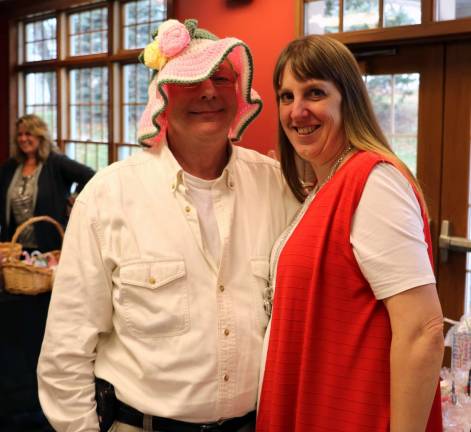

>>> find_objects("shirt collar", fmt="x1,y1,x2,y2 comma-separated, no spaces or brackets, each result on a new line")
153,137,237,193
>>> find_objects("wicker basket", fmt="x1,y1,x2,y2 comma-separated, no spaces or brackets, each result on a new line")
2,216,64,295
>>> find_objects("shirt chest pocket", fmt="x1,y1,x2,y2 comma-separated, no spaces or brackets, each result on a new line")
118,259,189,339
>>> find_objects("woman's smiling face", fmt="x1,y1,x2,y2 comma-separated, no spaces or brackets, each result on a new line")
16,123,40,159
278,63,347,168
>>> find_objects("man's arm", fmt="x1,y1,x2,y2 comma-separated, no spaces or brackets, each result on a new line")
37,196,113,432
383,283,444,432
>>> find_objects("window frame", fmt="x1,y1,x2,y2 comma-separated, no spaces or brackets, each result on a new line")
299,0,471,45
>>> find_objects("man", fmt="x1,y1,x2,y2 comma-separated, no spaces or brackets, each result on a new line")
37,19,298,432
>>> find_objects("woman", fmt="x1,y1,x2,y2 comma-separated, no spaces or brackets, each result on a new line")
257,36,444,432
0,114,94,431
0,114,95,252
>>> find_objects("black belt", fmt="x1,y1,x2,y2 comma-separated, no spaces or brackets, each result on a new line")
116,400,255,432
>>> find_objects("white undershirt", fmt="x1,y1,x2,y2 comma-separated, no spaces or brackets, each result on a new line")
351,163,436,299
183,171,221,264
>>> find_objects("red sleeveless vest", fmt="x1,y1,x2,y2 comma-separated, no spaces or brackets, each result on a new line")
257,151,442,432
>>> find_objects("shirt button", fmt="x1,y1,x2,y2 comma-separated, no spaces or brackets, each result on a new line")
171,183,176,190
219,285,225,292
223,374,229,382
148,276,156,284
224,328,230,336
185,206,191,213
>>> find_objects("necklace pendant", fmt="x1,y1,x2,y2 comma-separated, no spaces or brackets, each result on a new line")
263,283,273,318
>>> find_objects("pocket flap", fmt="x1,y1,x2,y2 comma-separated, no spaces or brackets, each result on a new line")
120,259,186,289
250,257,269,281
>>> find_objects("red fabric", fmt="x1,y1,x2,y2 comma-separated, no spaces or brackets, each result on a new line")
257,151,442,432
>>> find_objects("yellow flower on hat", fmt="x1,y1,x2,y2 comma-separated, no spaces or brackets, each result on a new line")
143,39,168,71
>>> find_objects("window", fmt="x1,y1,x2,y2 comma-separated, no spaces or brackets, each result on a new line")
123,0,167,49
16,0,170,171
69,8,108,56
67,67,109,169
436,0,471,21
24,72,57,139
119,63,152,160
303,0,460,34
25,18,57,61
364,73,420,175
344,0,380,31
383,0,420,27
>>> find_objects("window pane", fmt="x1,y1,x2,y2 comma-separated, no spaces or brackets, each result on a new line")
118,145,142,161
122,63,151,145
70,14,80,33
43,18,56,39
436,0,471,21
69,67,108,169
344,0,379,31
81,11,91,33
304,0,340,34
136,24,151,48
26,23,35,41
125,26,137,49
91,9,105,31
92,31,107,53
364,73,420,175
384,0,420,27
65,142,108,171
25,71,57,139
123,0,167,49
137,0,151,22
34,21,43,40
69,8,108,56
124,2,138,25
25,18,57,61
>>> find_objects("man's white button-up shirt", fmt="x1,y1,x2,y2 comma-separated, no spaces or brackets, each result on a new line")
37,142,299,432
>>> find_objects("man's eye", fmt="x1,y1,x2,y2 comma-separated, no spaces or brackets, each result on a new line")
278,92,293,104
211,75,234,86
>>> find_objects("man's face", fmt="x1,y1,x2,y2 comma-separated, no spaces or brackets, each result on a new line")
166,61,238,142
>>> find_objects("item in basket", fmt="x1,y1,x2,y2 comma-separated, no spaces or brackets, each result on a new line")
30,251,48,268
21,250,32,264
44,252,58,267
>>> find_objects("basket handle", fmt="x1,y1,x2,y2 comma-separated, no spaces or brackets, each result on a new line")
8,215,65,257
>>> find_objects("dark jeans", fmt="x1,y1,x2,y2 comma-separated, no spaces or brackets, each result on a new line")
0,287,54,432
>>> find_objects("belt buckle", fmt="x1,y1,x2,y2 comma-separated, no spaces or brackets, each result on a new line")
200,423,221,432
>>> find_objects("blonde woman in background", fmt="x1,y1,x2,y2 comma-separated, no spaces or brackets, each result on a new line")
0,114,94,252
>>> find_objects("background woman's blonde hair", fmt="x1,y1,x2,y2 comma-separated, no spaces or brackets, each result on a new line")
13,114,54,163
274,35,426,209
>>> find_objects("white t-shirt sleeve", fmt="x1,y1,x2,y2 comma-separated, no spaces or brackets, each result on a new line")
351,163,436,300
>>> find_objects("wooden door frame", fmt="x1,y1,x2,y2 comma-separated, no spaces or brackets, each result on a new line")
354,42,445,269
438,39,471,322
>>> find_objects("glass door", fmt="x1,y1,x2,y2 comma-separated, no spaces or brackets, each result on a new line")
356,40,471,324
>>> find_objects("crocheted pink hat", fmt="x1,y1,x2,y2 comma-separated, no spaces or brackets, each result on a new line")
137,18,263,147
